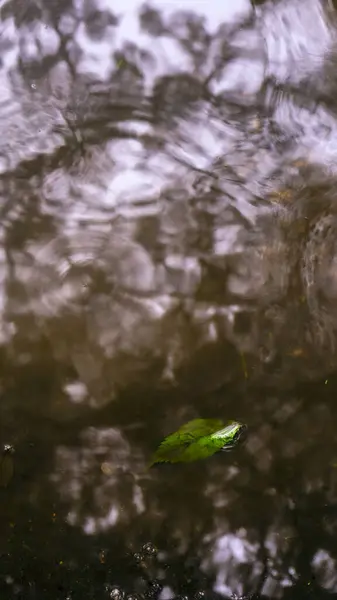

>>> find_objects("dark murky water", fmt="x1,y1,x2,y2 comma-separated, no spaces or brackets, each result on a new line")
1,0,337,597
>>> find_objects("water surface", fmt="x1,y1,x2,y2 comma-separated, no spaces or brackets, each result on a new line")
1,0,337,598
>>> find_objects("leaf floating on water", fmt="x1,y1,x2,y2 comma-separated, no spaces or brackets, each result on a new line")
149,419,247,466
0,445,14,488
175,418,224,438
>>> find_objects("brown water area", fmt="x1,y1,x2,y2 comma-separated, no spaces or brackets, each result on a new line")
1,0,337,598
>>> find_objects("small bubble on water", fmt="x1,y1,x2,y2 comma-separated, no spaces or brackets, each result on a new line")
142,542,158,557
3,444,14,453
109,587,125,600
133,552,144,564
146,580,162,597
194,593,205,600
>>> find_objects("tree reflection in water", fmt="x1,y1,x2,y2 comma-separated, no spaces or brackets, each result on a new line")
1,0,337,597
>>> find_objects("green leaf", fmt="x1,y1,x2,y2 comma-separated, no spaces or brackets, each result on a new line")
149,419,246,466
177,418,225,437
